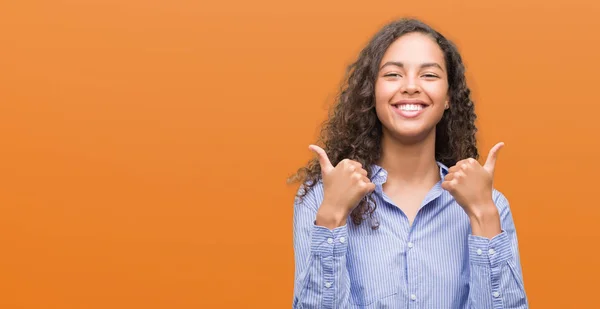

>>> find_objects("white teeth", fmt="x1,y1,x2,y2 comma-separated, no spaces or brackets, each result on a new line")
398,104,423,111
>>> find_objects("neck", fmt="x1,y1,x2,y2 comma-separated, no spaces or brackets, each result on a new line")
377,130,440,187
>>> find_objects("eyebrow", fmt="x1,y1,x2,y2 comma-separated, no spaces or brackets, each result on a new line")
379,61,444,72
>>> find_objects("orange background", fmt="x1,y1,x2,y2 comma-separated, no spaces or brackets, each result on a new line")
1,0,598,308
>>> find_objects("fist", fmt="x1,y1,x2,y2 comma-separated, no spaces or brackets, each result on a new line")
441,142,504,217
309,145,376,214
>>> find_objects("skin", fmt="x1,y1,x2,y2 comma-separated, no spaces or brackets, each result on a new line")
310,32,503,239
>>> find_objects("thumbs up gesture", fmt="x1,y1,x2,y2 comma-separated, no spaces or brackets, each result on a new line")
441,142,505,218
309,145,376,228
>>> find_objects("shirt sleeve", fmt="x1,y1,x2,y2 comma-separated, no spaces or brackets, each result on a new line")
292,183,351,309
467,191,529,308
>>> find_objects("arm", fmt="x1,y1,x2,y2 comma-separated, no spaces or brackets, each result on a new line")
467,191,529,309
292,184,351,309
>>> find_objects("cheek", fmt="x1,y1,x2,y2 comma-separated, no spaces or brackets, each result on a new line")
374,88,391,125
423,83,449,105
374,83,396,123
374,81,398,106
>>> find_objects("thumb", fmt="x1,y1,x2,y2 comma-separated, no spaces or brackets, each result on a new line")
483,142,505,175
308,144,334,174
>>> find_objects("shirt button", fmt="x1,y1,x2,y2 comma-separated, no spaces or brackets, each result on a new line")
325,282,332,288
489,249,496,255
327,238,333,244
493,291,500,298
476,249,483,255
410,294,417,301
407,242,414,248
339,237,346,243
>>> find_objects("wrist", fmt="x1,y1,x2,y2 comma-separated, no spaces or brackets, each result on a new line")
468,201,501,239
316,203,349,229
466,199,497,219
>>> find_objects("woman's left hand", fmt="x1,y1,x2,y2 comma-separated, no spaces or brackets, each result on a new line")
442,142,504,219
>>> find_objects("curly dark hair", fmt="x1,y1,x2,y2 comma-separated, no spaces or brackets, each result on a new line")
287,17,479,229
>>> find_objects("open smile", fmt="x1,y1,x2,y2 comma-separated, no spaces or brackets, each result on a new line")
391,101,429,118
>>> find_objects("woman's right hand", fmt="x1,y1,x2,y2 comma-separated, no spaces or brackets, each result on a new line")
308,145,376,229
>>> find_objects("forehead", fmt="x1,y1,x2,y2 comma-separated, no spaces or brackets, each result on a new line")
380,32,445,68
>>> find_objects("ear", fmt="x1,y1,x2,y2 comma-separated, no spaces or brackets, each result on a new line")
443,88,451,109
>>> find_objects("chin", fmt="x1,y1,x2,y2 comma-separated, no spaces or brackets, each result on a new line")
396,124,428,135
387,125,433,143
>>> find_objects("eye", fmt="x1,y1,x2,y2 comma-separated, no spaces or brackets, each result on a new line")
384,73,402,78
422,73,439,78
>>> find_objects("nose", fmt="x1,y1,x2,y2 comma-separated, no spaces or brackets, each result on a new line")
400,76,420,95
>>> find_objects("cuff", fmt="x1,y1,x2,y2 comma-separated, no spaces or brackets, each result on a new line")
468,230,513,268
310,223,348,257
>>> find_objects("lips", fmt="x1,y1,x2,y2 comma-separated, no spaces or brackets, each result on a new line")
391,101,429,118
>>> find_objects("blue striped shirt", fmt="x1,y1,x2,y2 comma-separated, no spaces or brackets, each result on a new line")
292,162,528,308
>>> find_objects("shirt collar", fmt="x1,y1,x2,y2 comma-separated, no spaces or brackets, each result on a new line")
370,161,449,184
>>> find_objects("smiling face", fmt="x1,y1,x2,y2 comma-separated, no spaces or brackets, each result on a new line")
374,32,450,144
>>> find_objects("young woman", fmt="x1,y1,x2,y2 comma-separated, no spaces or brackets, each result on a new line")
288,18,529,308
